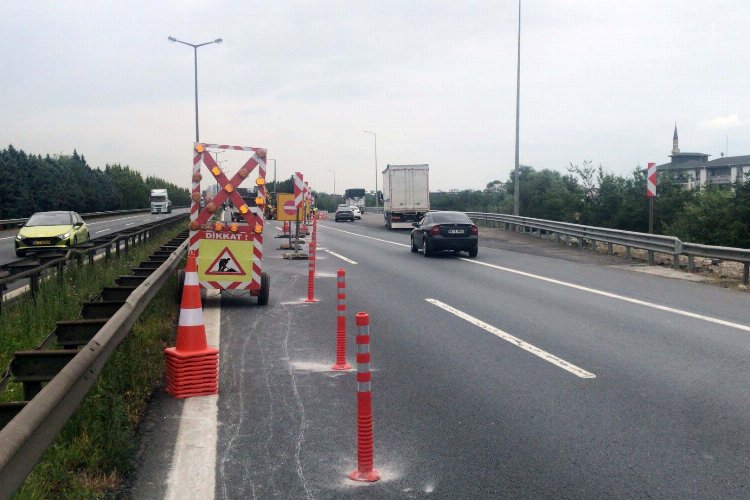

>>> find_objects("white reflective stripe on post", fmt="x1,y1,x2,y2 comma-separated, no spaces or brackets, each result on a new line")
357,382,371,392
357,343,370,354
184,273,199,286
178,307,204,327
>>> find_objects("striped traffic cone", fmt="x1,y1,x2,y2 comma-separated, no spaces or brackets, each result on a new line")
164,250,219,399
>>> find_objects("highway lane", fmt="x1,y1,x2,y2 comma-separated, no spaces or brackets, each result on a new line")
0,209,189,265
128,215,750,498
310,217,750,497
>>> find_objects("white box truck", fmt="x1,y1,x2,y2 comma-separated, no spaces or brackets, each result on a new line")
150,189,172,214
382,164,429,229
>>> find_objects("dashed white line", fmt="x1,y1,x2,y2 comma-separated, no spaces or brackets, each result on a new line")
426,298,595,379
319,224,409,248
322,249,357,264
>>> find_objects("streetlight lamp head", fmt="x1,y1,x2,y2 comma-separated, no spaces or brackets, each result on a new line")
168,36,177,42
214,38,223,44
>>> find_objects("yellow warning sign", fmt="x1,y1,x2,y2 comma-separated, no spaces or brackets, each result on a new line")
277,193,298,222
198,238,254,282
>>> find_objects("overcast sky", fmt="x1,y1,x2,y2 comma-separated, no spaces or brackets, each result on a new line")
3,1,749,194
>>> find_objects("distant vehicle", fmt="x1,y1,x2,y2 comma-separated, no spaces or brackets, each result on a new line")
344,188,366,208
15,211,90,257
382,164,429,229
150,189,172,214
335,206,355,222
338,204,361,220
410,211,478,258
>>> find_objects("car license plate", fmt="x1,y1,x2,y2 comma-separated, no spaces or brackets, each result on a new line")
33,240,51,245
448,229,463,234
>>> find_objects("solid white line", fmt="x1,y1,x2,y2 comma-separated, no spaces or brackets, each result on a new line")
165,290,220,500
426,298,595,379
323,249,358,264
89,215,143,225
0,236,14,241
458,257,750,333
322,224,750,334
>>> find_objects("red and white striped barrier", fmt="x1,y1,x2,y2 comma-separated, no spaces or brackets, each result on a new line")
305,223,317,302
349,312,380,482
331,269,351,371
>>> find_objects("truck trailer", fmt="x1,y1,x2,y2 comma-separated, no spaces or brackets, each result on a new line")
382,164,429,229
150,189,172,214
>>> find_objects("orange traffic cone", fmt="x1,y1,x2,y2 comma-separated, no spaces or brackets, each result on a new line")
164,250,219,399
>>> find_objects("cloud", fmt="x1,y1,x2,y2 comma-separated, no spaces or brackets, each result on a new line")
699,114,744,129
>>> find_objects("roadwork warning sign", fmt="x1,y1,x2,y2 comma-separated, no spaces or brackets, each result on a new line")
198,238,253,281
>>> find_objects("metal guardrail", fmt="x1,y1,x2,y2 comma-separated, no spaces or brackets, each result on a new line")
0,214,189,310
0,233,188,496
465,212,750,284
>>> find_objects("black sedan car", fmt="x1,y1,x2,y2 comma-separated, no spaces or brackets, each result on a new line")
410,211,478,257
335,206,355,222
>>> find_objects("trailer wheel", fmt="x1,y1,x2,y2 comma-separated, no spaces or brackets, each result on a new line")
258,272,270,305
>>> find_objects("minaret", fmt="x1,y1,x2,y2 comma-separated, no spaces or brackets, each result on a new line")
671,124,680,155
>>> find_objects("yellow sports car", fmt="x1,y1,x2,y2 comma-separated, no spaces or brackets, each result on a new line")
15,211,90,257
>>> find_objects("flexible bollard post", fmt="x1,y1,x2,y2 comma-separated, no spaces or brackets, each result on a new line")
305,238,317,302
312,215,318,273
349,312,380,482
331,269,351,370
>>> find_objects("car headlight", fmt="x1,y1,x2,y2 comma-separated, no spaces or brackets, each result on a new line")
16,234,23,241
58,231,71,239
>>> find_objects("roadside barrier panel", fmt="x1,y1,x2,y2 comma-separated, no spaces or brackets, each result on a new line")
164,251,219,398
331,269,351,371
349,312,380,482
305,232,317,302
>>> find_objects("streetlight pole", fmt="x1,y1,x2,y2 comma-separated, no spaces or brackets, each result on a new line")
268,158,277,192
327,169,336,196
167,36,223,142
364,130,378,207
512,0,522,216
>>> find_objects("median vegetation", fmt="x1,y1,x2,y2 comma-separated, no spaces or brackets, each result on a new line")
0,227,183,498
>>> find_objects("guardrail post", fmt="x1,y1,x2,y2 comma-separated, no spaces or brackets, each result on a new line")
76,251,83,266
105,244,111,261
556,232,561,244
626,246,632,260
743,263,749,285
647,250,654,266
30,272,39,299
607,242,613,255
591,240,597,253
672,254,680,270
116,239,121,258
688,255,695,272
88,250,94,266
57,262,65,288
124,236,129,254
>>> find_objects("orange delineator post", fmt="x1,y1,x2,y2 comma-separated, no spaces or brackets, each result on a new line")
164,250,219,399
331,269,351,371
349,312,380,482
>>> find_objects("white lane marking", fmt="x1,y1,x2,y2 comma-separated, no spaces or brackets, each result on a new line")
322,249,358,264
88,215,143,225
320,224,409,248
0,236,15,241
323,224,750,334
165,290,220,500
125,222,133,226
99,228,111,232
458,257,750,333
426,299,595,379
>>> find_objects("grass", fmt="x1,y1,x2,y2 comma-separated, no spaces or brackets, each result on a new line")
0,226,184,498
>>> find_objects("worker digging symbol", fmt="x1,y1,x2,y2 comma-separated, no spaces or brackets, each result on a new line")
205,247,245,276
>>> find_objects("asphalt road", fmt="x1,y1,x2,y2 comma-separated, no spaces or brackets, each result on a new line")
128,213,750,498
0,209,188,265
